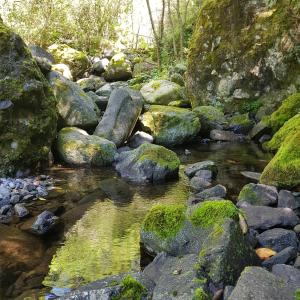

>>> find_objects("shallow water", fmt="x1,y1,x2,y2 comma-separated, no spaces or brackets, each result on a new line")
2,141,273,299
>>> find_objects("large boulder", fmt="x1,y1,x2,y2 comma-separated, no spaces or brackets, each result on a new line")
228,267,295,300
193,106,227,136
103,53,132,82
140,105,201,146
28,45,55,74
94,88,143,147
140,80,185,105
76,75,105,92
260,131,300,188
0,18,57,176
187,0,300,113
48,71,100,129
47,44,89,79
57,127,116,166
141,200,240,256
115,143,180,183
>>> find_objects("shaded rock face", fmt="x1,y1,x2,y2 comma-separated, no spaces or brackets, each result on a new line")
57,127,116,167
48,71,100,129
140,105,201,146
0,18,57,176
94,88,143,147
115,143,180,183
187,0,300,113
228,266,295,300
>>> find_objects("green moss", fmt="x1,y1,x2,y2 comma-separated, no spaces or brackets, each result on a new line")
112,275,147,300
193,106,225,123
189,200,239,228
192,288,209,300
142,204,186,239
151,81,162,89
267,93,300,132
265,113,300,151
237,184,259,204
295,289,300,300
260,130,300,187
229,113,252,127
138,143,180,171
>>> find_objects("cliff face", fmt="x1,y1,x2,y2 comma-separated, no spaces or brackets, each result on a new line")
0,17,57,175
187,0,300,115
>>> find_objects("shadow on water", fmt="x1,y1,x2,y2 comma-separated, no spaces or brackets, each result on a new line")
2,141,272,299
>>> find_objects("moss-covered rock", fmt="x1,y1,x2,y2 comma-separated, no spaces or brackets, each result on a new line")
193,106,227,136
187,0,300,113
0,18,57,176
113,275,147,300
228,113,254,134
47,43,89,79
140,80,185,105
48,71,100,129
103,53,132,82
140,105,201,146
57,127,116,167
189,200,240,228
260,131,300,188
266,93,300,132
264,113,300,151
170,73,185,86
115,143,180,183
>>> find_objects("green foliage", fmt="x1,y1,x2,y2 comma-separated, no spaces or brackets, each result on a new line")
1,0,131,53
240,100,263,114
189,200,240,228
267,93,300,132
295,289,300,300
113,275,147,300
192,288,210,300
260,130,300,187
142,204,186,239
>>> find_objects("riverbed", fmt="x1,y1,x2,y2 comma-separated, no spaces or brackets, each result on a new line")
1,141,273,299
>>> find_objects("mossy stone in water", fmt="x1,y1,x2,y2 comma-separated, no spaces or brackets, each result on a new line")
189,200,239,228
266,93,300,132
112,275,147,300
264,113,300,151
140,105,201,146
142,204,186,239
260,131,300,188
0,18,57,176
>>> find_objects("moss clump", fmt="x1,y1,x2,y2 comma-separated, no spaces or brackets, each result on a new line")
264,113,300,151
142,204,186,239
193,106,226,123
192,288,209,300
260,131,300,188
229,113,253,127
267,93,300,132
190,200,239,228
138,143,180,171
237,184,259,205
112,275,147,300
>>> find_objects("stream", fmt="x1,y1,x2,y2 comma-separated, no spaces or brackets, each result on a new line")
1,141,273,299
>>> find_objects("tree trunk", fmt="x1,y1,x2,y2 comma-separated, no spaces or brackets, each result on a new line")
167,0,178,58
176,0,184,60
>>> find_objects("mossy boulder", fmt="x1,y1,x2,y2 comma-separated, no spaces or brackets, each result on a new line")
187,0,300,113
265,93,300,132
260,131,300,188
48,71,100,129
264,113,300,151
140,105,201,146
170,73,185,86
47,43,89,79
140,80,185,105
0,18,57,176
196,219,260,288
115,143,180,183
140,200,241,256
228,113,254,134
193,106,227,136
132,59,156,77
57,127,116,167
103,53,132,82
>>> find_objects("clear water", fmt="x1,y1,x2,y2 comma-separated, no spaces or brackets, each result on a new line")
1,141,273,299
